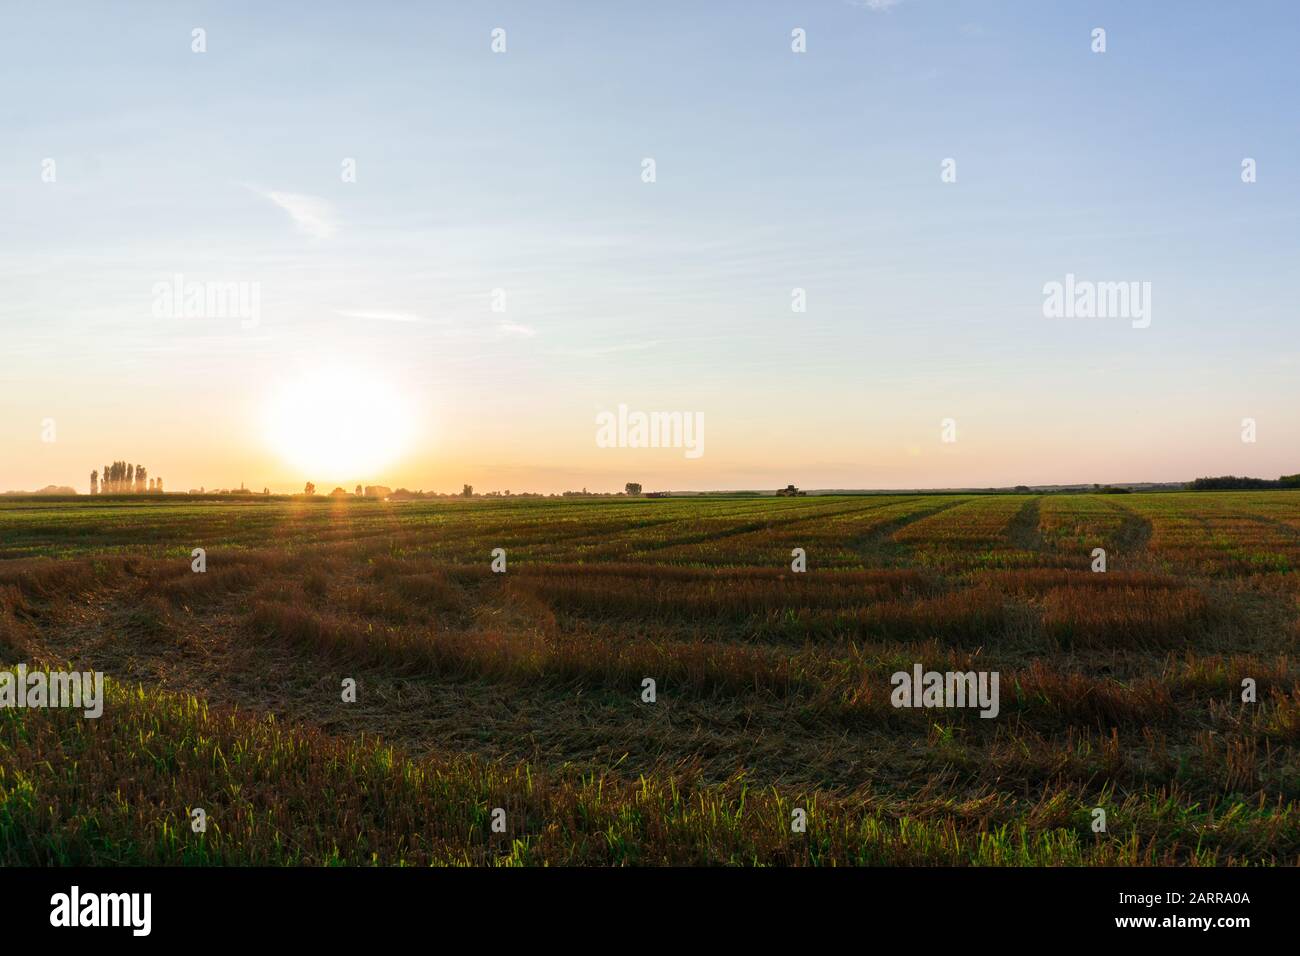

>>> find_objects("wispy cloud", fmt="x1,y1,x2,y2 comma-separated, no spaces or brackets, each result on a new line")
336,309,426,324
248,187,339,239
548,340,660,359
497,321,537,338
851,0,904,11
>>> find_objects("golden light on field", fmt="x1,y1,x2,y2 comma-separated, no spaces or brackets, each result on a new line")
263,365,415,479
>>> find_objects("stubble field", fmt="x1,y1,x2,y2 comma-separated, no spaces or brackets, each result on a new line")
1,491,1298,865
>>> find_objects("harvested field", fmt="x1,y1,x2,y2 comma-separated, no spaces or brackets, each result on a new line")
2,492,1299,865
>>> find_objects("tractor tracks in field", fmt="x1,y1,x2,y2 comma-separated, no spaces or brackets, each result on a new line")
1103,498,1154,564
848,496,972,566
1006,496,1044,553
625,498,905,556
1011,495,1152,566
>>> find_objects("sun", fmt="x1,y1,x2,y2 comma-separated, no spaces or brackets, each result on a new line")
263,364,415,480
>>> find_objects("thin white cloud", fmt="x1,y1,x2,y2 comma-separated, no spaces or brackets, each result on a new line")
248,187,338,239
548,340,660,358
497,321,537,338
336,309,425,323
851,0,904,10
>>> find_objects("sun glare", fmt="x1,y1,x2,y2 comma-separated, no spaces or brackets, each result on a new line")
263,365,415,480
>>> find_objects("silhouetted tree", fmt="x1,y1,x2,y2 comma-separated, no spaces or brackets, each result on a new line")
304,482,316,496
625,482,642,496
355,484,362,496
462,484,473,497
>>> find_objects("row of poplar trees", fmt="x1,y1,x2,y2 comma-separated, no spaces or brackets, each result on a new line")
91,462,162,494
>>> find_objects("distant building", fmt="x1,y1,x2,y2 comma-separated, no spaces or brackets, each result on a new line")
776,484,805,497
364,485,393,500
645,491,669,498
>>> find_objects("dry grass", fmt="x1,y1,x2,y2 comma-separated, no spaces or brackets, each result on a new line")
2,491,1299,865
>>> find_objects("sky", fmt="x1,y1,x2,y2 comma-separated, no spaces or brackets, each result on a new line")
2,0,1298,494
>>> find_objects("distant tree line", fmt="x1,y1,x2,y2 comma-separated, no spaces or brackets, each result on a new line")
338,487,648,500
0,486,77,497
1188,474,1300,490
91,462,162,494
281,481,655,499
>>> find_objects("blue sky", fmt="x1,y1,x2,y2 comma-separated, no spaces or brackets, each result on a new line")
2,1,1298,492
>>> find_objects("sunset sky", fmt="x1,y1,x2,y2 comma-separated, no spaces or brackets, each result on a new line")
3,1,1298,494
